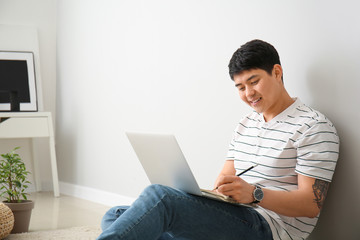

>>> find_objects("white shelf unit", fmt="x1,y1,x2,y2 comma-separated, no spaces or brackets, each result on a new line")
0,112,59,197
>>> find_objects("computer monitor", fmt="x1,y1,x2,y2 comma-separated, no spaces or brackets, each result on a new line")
0,51,37,111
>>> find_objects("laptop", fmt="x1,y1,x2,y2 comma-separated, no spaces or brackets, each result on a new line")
126,132,250,206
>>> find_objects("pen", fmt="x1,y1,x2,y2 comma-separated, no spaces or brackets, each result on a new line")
236,164,258,176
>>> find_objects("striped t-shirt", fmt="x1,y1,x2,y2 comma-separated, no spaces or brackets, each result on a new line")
227,98,339,240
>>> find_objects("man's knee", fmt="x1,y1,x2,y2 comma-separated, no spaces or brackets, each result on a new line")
142,184,179,200
142,184,168,195
101,206,129,230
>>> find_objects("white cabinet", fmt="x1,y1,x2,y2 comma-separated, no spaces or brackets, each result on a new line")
0,112,59,197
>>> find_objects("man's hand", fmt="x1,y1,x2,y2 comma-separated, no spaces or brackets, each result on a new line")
214,160,327,217
215,175,255,204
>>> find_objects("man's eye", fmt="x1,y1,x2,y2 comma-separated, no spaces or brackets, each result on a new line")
251,80,259,85
238,87,245,91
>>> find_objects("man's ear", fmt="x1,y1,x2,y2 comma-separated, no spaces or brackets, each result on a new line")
273,64,283,82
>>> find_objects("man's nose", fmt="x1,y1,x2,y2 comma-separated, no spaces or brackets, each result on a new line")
245,87,255,98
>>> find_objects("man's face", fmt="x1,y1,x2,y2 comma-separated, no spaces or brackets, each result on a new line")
233,65,284,121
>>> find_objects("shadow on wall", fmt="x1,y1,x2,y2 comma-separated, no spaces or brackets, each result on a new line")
306,53,360,240
55,104,80,185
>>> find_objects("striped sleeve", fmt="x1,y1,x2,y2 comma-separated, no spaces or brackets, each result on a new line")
295,121,339,182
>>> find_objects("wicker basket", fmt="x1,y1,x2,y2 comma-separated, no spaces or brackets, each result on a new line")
0,203,14,239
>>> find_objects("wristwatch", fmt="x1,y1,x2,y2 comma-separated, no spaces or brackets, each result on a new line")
252,186,264,204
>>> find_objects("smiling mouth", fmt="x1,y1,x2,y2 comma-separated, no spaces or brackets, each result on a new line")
250,97,262,105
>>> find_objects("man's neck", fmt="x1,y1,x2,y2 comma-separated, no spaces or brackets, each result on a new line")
263,92,294,122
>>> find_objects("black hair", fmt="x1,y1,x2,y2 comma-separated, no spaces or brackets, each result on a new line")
228,39,282,80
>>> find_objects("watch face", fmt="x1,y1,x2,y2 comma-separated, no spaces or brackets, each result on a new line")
254,187,264,201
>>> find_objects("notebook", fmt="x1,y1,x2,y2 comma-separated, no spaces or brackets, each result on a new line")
126,132,251,206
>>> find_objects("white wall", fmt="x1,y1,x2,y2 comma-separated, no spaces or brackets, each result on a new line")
57,0,360,239
0,0,57,190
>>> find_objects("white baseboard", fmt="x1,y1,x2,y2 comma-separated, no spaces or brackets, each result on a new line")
59,181,136,207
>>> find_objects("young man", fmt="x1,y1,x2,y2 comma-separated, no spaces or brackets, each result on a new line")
97,40,339,240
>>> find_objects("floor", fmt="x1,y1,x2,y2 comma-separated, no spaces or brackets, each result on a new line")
27,192,111,232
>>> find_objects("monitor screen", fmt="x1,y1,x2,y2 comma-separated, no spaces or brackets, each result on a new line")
0,51,37,111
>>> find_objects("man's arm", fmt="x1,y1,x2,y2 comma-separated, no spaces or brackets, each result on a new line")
215,162,330,218
312,178,330,209
258,174,329,217
213,160,236,189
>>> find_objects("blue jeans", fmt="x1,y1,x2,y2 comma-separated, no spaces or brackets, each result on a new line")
97,184,272,240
